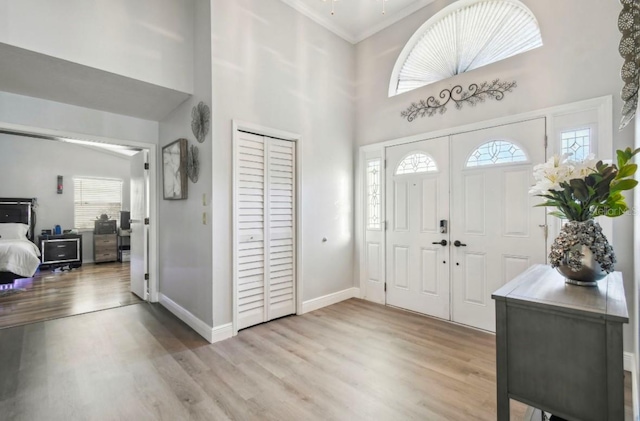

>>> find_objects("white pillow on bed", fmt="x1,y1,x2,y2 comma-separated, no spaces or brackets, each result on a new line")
0,223,29,240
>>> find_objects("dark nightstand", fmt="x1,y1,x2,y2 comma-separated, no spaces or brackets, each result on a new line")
38,234,83,269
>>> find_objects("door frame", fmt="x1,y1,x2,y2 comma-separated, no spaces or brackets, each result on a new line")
357,95,613,303
0,121,160,302
231,120,303,336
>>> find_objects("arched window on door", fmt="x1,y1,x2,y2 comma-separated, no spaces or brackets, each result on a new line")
466,140,528,167
395,152,438,175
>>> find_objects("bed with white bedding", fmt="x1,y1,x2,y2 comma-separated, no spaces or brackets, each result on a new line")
0,238,40,278
0,199,39,282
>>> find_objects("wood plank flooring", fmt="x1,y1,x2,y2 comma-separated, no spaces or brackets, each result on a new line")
0,262,141,329
0,298,632,420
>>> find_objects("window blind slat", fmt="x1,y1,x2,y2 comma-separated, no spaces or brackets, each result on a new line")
73,178,123,230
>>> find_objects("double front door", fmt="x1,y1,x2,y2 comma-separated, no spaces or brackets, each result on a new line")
385,119,546,332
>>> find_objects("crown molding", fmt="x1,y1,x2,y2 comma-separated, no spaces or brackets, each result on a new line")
279,0,358,43
279,0,435,45
355,0,435,43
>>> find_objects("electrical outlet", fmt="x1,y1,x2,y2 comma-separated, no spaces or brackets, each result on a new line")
202,212,207,225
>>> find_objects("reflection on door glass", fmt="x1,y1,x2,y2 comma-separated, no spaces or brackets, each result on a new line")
561,128,591,161
396,153,438,175
367,159,381,230
466,140,527,167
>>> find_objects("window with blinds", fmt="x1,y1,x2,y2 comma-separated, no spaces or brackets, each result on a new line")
74,177,123,230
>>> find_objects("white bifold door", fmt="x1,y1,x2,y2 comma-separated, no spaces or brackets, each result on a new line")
385,119,546,332
235,131,296,331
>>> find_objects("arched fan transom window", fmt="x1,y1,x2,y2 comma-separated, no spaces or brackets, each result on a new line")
466,140,528,168
389,0,543,96
396,152,438,175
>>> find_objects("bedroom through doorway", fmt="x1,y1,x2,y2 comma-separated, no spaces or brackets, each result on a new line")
0,128,154,329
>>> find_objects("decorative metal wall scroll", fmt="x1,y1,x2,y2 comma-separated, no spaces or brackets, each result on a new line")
400,79,517,122
618,0,640,130
187,144,200,183
191,101,211,143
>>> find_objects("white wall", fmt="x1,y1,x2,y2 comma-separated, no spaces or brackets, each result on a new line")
0,92,158,144
0,0,195,94
158,0,213,326
0,134,131,263
356,0,636,352
210,0,356,327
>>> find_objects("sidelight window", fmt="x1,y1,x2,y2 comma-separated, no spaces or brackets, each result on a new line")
561,128,591,161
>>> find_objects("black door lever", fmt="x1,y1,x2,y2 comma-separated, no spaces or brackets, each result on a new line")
432,240,447,246
453,240,467,247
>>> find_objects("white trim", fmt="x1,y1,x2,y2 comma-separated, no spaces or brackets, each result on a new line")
211,323,233,344
159,293,213,341
356,0,437,44
301,287,360,314
624,351,639,421
159,293,232,343
231,120,303,336
279,0,435,44
279,0,356,43
0,121,160,303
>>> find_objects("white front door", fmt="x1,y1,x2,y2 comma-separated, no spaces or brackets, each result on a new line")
450,119,546,331
385,137,450,319
130,150,148,300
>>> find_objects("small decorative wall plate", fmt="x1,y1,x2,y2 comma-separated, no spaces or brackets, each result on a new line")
187,144,200,184
191,102,210,143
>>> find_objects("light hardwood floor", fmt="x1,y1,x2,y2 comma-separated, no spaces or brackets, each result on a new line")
0,298,632,420
0,262,141,329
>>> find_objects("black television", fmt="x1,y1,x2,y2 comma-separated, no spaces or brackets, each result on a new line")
120,211,131,230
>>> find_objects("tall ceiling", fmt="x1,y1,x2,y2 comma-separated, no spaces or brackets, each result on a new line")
279,0,435,44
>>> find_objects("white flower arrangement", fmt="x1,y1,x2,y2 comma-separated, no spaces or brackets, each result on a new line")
529,148,639,221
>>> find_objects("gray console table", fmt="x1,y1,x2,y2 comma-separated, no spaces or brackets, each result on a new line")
492,264,628,421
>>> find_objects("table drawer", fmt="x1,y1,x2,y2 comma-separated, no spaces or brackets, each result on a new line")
43,240,79,262
95,251,117,262
94,234,117,246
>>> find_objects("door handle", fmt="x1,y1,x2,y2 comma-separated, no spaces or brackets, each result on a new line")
453,240,467,247
432,240,447,246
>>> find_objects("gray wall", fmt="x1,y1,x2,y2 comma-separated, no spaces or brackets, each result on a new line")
158,0,213,325
355,0,636,352
0,0,195,93
209,0,356,327
0,133,131,262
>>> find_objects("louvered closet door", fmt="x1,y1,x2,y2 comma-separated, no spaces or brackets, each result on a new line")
235,131,296,331
237,132,267,330
267,138,296,320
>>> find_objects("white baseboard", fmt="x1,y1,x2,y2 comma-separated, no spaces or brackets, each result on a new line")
625,351,635,372
159,293,232,344
301,287,360,314
211,323,233,343
625,351,639,421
